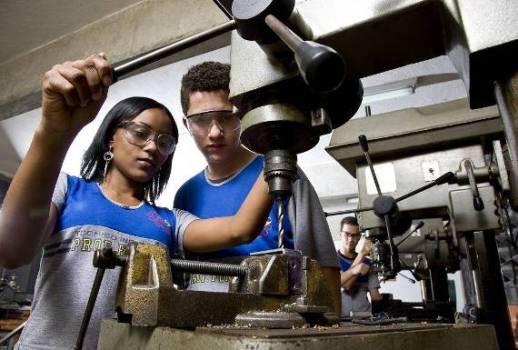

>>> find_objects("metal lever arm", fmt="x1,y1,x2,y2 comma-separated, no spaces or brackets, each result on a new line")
74,249,126,350
359,135,399,272
263,14,345,92
462,159,485,211
325,172,454,217
112,21,236,81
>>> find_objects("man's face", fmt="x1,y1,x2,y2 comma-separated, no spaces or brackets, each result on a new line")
341,223,361,254
185,90,242,165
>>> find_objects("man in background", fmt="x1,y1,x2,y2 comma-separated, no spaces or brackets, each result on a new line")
337,216,382,318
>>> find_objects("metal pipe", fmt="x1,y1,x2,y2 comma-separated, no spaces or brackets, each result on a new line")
0,321,26,345
264,14,301,51
113,20,236,81
74,268,105,350
495,75,518,209
325,206,373,217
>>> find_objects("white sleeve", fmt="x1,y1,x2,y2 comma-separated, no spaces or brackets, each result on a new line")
51,172,68,212
172,208,199,256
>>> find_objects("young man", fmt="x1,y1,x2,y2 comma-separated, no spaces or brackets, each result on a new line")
174,61,340,314
337,216,382,318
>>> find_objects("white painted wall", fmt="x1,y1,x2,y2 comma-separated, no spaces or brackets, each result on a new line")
0,47,232,208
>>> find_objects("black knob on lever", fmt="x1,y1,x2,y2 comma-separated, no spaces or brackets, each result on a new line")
232,0,346,92
263,14,345,92
293,41,345,93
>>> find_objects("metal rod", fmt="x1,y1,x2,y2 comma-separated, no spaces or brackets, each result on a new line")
113,20,236,80
495,78,518,209
74,268,105,350
384,214,398,272
264,14,302,52
170,259,247,277
396,221,424,247
358,135,383,197
325,206,373,217
211,0,233,20
0,321,26,345
395,171,454,203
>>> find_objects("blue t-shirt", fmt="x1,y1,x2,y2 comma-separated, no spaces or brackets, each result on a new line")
337,250,370,285
55,175,177,253
174,156,294,260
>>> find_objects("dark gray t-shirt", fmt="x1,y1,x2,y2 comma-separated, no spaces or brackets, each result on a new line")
338,253,380,317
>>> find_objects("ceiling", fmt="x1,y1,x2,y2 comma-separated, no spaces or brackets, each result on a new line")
0,0,143,64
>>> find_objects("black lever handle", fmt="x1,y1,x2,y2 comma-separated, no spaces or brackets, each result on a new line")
264,14,345,92
463,160,485,211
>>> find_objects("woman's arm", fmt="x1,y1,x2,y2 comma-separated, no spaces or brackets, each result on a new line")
182,172,272,253
0,55,112,268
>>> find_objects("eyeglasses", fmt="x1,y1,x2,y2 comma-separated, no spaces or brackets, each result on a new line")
185,110,241,136
119,121,177,156
341,231,361,240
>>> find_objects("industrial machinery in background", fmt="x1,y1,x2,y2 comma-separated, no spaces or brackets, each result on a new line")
101,0,517,349
327,100,516,335
3,0,518,349
224,0,518,349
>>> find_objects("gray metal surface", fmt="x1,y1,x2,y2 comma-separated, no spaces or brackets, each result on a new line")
355,144,488,231
449,185,500,232
327,98,500,177
230,0,518,109
98,320,498,350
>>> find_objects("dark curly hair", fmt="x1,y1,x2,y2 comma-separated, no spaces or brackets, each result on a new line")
80,96,178,204
340,216,358,229
180,61,230,114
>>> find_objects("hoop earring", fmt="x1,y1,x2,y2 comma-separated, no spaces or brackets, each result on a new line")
103,146,114,179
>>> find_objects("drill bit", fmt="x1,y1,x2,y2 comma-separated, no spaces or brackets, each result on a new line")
277,196,285,248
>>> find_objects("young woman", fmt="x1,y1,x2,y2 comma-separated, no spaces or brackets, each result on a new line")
0,54,271,349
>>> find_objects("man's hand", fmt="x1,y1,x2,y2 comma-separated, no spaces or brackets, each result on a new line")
355,236,373,256
40,53,112,136
351,262,370,276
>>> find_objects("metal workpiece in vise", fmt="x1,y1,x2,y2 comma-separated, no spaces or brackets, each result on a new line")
114,243,337,329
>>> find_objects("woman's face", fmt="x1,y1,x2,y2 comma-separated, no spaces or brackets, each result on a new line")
109,108,175,183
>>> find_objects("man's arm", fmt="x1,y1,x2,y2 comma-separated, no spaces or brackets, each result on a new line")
369,287,383,301
341,263,369,290
182,173,273,252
